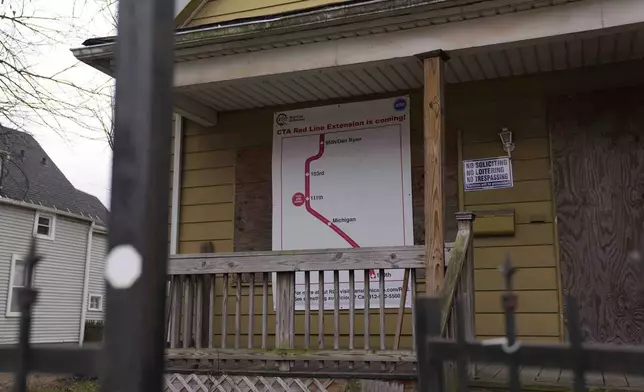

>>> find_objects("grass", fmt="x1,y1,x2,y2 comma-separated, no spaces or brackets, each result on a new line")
0,376,98,392
33,379,99,392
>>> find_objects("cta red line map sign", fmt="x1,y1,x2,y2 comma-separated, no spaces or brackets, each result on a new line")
272,96,414,310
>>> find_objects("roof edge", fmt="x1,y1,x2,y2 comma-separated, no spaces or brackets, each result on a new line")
0,196,108,229
175,0,207,28
72,0,468,61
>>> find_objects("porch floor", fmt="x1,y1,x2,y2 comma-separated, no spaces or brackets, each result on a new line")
472,363,644,391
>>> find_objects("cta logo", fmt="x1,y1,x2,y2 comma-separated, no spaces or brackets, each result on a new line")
276,113,288,126
394,97,407,112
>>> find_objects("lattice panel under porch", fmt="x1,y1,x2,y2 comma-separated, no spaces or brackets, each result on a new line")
164,374,335,392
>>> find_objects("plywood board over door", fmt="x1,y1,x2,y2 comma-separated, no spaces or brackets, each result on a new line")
550,86,644,344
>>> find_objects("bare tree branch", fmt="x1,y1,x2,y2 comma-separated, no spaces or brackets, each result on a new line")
0,0,113,149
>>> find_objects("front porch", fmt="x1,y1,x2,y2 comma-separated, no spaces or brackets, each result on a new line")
158,25,644,392
161,54,644,389
70,0,644,389
163,212,474,381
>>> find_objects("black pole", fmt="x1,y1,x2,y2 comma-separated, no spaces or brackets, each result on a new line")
415,297,445,392
102,0,174,391
15,239,40,392
501,257,520,392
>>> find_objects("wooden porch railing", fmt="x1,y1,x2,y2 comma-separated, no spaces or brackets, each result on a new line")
164,213,475,378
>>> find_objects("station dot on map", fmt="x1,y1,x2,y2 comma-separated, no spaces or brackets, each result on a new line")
292,192,305,207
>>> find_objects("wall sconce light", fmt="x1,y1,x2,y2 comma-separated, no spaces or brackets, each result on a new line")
499,127,515,158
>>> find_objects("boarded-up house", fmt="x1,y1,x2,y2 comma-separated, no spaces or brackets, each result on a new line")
73,0,644,390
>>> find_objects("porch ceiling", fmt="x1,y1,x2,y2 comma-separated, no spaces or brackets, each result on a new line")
177,57,424,112
177,27,644,112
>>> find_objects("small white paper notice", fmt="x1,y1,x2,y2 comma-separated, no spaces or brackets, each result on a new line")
463,156,513,191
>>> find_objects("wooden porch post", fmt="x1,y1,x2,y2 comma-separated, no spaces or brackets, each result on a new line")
419,50,450,295
276,271,295,371
455,212,476,341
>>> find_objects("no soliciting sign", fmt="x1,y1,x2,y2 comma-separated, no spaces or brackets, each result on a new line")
463,156,513,191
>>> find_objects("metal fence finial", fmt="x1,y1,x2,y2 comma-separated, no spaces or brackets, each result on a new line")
499,255,517,293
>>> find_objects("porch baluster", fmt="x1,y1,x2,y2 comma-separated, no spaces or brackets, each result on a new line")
170,276,181,348
208,275,215,348
349,270,355,350
379,269,386,351
195,276,203,349
318,271,325,350
262,272,268,350
235,273,241,349
364,269,370,352
305,271,311,351
333,270,340,369
182,276,193,348
248,273,255,349
221,273,229,348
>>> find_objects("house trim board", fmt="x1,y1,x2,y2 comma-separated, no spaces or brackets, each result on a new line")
88,294,104,311
74,0,567,61
178,0,209,28
170,114,184,255
79,221,96,345
33,211,56,241
546,117,565,342
174,94,218,127
169,0,644,87
6,254,24,318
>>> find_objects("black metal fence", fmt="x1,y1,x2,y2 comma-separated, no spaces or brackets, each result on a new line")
415,257,644,392
0,0,174,391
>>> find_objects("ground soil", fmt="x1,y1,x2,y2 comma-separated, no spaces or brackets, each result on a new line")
0,374,97,392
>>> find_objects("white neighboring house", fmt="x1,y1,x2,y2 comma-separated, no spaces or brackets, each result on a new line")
0,128,108,345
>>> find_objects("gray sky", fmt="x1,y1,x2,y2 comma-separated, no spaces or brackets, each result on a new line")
19,0,190,209
22,0,115,207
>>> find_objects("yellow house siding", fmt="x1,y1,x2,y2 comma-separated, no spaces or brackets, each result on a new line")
178,119,236,253
456,61,644,345
452,90,561,341
188,0,352,27
169,60,644,348
449,60,644,341
169,91,458,349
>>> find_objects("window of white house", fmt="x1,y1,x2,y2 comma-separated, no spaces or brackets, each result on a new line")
88,294,103,311
33,212,55,240
6,255,28,317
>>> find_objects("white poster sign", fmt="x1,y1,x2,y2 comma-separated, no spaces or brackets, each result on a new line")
463,157,514,191
272,96,414,310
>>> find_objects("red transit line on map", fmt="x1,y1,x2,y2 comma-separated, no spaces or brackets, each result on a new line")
304,134,360,249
